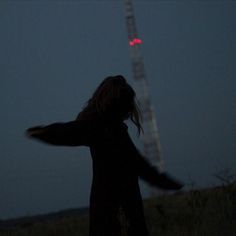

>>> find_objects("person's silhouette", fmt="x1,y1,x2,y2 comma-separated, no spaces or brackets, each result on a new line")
26,75,183,236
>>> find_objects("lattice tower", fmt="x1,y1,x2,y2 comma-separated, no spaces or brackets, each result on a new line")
124,0,164,174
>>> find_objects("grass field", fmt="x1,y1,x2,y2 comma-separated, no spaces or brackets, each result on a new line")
1,183,235,236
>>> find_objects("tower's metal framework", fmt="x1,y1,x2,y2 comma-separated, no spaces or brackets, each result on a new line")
124,0,164,173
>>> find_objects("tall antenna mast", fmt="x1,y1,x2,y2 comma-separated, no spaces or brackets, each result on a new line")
124,0,164,174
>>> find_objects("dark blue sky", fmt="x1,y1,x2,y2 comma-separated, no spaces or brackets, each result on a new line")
0,1,235,220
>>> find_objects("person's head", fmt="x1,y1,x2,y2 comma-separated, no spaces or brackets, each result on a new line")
78,75,142,134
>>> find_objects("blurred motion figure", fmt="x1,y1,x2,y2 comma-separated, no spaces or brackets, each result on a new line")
26,75,183,236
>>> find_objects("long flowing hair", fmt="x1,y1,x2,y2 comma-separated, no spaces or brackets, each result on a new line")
77,75,143,134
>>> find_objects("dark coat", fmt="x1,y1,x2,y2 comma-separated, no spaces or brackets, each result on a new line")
30,116,182,236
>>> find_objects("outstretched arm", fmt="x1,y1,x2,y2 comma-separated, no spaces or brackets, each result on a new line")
26,120,91,146
123,129,183,190
136,153,183,190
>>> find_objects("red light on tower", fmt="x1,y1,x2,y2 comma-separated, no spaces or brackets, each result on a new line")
134,38,142,44
129,38,142,46
129,41,135,46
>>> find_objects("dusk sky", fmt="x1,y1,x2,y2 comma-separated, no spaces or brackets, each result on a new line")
0,0,235,220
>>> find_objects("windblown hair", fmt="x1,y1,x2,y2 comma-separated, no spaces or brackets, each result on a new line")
77,75,143,134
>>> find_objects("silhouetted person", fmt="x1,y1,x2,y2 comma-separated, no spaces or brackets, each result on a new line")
26,75,183,236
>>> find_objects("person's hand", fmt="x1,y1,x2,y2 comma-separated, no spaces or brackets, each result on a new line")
25,126,44,138
159,173,184,190
171,179,184,190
